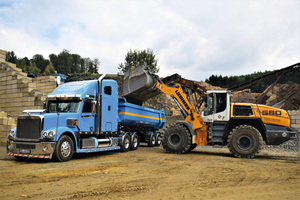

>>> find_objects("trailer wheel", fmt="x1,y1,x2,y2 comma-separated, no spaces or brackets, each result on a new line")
53,135,74,162
121,134,130,152
148,133,156,147
162,123,192,154
155,133,161,146
227,125,263,158
130,133,140,150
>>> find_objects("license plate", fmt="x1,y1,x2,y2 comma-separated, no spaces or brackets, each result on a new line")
19,149,31,154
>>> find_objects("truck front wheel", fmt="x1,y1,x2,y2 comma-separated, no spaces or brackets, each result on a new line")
162,124,192,154
53,135,74,162
227,125,263,158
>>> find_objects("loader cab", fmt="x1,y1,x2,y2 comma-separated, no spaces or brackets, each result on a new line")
201,90,232,123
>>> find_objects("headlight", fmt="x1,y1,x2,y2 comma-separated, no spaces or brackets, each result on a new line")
42,130,55,138
42,131,48,138
48,130,55,138
8,129,15,139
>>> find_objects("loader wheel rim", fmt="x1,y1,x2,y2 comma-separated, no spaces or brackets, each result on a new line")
237,135,253,150
169,134,181,146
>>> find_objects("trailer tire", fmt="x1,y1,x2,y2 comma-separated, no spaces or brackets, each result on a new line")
53,135,74,162
121,134,130,152
227,125,263,158
148,133,156,147
130,133,140,150
162,123,192,154
155,133,161,146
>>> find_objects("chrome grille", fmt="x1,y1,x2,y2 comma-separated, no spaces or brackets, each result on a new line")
16,116,42,139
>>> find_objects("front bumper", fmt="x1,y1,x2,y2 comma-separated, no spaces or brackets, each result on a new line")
265,124,298,145
7,140,56,159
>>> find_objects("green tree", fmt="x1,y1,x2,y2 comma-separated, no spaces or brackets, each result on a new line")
31,54,49,73
26,62,41,74
118,48,159,74
43,62,56,75
6,51,17,63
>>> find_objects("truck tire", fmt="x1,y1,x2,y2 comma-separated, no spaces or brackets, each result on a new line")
53,135,74,162
162,123,192,154
227,125,263,158
130,133,140,150
121,134,130,152
155,133,161,146
148,133,156,147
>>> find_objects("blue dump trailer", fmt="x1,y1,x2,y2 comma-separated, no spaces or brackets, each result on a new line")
7,75,165,161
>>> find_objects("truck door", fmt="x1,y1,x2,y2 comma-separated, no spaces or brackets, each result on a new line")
101,80,118,132
80,98,96,132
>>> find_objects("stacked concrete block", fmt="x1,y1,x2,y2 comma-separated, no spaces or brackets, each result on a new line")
32,76,57,96
288,110,300,131
0,111,16,143
0,49,6,62
0,62,41,119
0,61,56,120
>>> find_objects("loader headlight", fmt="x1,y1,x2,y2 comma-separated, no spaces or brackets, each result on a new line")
282,132,288,138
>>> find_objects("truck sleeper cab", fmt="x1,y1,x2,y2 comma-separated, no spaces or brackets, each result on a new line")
7,77,165,162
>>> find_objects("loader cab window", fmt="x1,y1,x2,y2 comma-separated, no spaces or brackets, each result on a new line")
216,93,227,113
203,94,213,116
203,93,227,116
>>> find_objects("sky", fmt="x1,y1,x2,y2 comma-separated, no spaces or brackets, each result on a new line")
0,0,299,81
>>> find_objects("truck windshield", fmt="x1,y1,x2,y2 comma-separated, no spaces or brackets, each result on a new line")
46,100,81,113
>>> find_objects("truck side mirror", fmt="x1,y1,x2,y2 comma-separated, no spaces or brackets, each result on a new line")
43,102,46,109
92,101,97,115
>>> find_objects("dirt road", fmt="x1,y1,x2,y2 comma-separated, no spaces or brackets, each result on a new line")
0,145,299,200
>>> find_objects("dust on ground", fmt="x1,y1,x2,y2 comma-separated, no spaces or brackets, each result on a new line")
0,145,299,200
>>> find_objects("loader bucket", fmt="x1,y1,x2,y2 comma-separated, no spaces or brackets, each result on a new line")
123,66,161,105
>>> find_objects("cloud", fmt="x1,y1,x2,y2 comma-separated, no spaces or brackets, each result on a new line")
0,0,299,81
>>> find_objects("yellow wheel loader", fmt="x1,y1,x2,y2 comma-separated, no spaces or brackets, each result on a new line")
123,66,298,158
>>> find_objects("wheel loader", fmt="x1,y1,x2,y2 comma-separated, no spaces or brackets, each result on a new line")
123,66,298,158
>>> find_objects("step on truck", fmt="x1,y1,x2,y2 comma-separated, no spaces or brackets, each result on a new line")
7,74,166,161
123,66,298,158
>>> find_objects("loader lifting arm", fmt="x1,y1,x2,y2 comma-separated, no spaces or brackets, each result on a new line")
123,66,208,147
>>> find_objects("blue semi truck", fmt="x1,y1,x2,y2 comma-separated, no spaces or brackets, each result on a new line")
7,75,166,161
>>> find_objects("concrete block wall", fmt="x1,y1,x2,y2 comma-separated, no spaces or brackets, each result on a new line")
32,76,57,96
0,111,16,144
0,62,43,118
0,54,56,142
288,110,300,131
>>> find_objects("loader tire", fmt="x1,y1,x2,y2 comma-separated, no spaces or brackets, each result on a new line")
162,124,192,154
227,125,263,158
